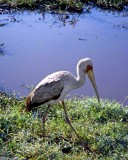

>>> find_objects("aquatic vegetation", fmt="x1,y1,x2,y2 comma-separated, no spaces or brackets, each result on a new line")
0,0,128,12
90,0,128,10
113,22,128,30
0,43,5,56
0,93,128,159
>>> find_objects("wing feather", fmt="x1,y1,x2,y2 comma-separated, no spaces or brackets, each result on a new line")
32,79,63,104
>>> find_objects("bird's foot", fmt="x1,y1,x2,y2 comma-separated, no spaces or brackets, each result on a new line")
79,139,91,152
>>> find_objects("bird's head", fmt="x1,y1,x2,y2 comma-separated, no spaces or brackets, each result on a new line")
78,58,100,103
77,58,93,72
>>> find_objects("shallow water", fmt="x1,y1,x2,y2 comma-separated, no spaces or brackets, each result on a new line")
0,9,128,104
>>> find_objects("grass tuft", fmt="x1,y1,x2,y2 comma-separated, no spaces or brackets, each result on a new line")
0,93,128,159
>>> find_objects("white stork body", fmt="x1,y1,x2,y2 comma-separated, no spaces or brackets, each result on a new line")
26,58,100,144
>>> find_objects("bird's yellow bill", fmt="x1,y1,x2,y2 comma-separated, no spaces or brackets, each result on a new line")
87,69,100,103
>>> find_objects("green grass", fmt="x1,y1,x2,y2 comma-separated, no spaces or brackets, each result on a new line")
92,0,128,10
0,0,128,12
0,93,128,159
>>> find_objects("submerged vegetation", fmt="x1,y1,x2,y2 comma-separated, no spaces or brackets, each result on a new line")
0,93,128,159
0,43,5,56
0,0,128,12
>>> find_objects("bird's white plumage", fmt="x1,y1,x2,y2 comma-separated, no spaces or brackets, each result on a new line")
31,71,82,105
27,58,98,109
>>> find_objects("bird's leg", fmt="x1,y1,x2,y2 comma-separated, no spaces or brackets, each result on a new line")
61,101,91,152
61,101,80,139
42,105,51,138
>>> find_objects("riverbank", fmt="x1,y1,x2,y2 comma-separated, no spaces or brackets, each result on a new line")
0,0,128,13
0,93,128,159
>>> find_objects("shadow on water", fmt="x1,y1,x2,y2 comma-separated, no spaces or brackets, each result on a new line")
0,8,128,105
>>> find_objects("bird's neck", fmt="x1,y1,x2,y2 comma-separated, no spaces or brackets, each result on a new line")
75,66,86,88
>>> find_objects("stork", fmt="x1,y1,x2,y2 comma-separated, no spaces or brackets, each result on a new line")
26,58,100,141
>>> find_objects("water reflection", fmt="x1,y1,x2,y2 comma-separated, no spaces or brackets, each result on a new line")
0,9,128,105
0,10,84,27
